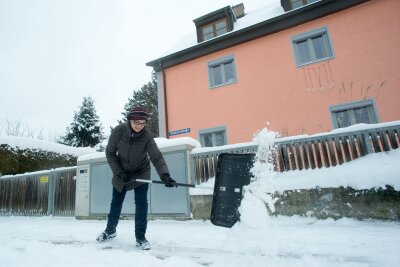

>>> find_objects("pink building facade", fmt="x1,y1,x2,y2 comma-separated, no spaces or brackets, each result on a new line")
147,0,400,146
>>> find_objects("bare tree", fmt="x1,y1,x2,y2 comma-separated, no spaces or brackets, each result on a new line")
36,128,45,140
1,117,41,139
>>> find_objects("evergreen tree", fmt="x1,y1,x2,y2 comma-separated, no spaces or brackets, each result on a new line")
61,96,104,147
121,73,159,136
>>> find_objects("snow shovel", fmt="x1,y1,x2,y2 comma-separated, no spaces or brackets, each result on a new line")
134,152,255,228
210,153,255,228
133,178,214,190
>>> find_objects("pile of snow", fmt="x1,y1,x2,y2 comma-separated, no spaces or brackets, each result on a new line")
237,128,278,228
0,135,95,156
274,149,400,192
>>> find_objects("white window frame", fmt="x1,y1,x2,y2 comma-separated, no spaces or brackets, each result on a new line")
291,27,335,67
208,55,237,88
199,126,228,147
329,99,380,129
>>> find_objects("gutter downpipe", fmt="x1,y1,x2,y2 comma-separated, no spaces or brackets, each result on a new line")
160,62,169,138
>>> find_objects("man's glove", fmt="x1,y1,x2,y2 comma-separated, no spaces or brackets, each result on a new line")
118,172,131,183
161,173,177,187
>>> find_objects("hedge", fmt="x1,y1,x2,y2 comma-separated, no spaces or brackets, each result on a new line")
0,144,77,176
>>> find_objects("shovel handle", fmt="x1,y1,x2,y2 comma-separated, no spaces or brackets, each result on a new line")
134,179,213,190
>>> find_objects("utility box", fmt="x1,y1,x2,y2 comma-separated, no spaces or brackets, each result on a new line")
75,138,199,219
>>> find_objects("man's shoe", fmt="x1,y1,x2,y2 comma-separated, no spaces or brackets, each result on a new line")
96,229,117,242
136,238,150,250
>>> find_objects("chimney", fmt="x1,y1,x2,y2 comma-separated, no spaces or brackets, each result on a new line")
231,3,245,19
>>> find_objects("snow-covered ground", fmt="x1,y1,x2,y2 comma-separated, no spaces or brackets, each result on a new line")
0,216,399,267
1,125,399,266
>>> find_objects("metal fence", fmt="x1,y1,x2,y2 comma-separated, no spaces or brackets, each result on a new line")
53,169,77,216
0,174,49,216
191,122,400,184
0,167,76,216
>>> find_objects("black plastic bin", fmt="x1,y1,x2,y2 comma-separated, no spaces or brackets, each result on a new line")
210,153,255,227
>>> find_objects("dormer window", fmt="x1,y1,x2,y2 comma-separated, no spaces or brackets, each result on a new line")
194,5,242,43
202,19,228,41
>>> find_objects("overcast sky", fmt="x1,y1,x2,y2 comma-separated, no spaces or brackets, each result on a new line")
0,0,273,140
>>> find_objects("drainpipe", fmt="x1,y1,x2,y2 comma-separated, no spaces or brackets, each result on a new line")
160,62,169,138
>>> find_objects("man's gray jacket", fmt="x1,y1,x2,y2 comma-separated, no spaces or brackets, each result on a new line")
105,122,169,192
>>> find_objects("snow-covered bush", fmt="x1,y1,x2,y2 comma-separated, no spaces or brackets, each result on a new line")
0,144,77,175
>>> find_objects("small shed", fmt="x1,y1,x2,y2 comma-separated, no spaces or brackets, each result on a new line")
75,137,200,219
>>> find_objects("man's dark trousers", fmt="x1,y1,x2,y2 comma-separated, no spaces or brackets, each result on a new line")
106,184,149,240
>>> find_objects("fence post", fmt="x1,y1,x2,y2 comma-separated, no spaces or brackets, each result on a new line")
47,170,55,216
362,132,374,155
190,153,197,185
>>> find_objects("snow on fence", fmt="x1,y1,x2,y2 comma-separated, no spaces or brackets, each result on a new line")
0,167,76,216
1,121,399,216
191,121,400,184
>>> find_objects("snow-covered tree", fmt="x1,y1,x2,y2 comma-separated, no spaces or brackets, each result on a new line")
60,96,104,147
120,72,159,136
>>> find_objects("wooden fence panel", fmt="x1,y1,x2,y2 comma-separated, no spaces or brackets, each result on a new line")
387,130,398,149
191,122,400,184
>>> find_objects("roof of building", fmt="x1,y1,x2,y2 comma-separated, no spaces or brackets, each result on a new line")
146,0,368,71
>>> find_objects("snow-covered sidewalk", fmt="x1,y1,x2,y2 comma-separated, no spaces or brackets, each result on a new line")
1,216,399,267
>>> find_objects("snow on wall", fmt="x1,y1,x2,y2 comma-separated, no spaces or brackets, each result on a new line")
76,137,201,162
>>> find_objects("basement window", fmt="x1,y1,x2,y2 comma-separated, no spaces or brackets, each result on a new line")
199,126,227,147
329,99,379,129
